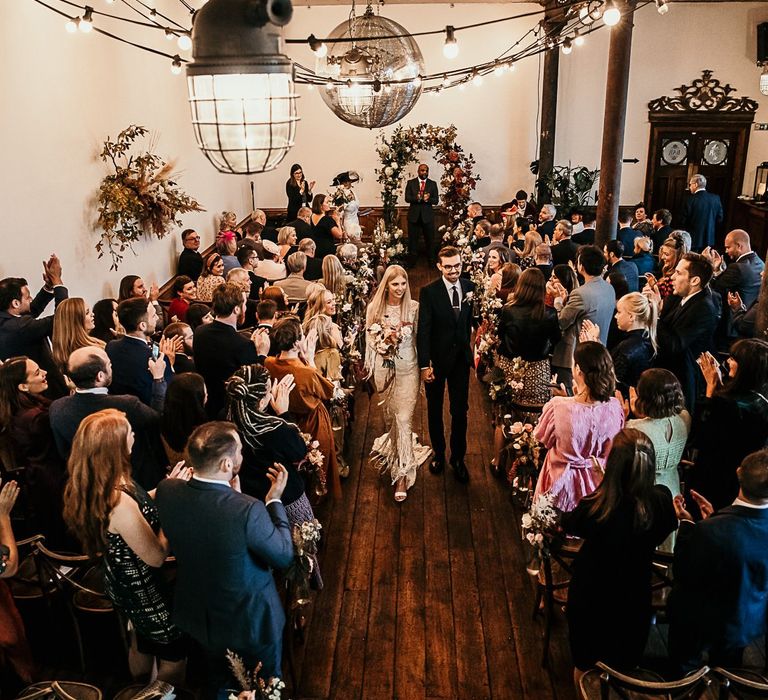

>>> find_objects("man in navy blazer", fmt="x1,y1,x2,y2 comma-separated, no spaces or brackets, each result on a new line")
603,240,640,293
107,297,174,407
156,422,293,693
668,448,768,674
50,346,168,489
681,174,724,251
405,163,440,265
417,246,475,482
617,207,641,253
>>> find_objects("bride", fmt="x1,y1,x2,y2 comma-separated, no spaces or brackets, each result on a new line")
365,265,431,501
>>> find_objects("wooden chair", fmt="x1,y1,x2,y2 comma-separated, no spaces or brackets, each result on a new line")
651,549,675,624
6,534,48,602
31,540,128,673
532,538,582,668
578,662,711,699
112,682,195,700
15,680,103,700
710,668,768,699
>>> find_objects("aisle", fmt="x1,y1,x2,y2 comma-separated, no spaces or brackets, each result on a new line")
292,264,576,700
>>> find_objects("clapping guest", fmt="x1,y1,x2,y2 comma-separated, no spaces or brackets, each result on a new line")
486,247,511,293
186,303,214,332
118,275,161,312
51,297,105,372
534,341,624,511
563,429,677,679
582,292,657,393
167,276,197,323
0,356,68,546
686,339,768,511
604,240,639,293
161,322,195,374
285,164,314,222
159,372,208,464
260,286,291,319
63,409,188,685
508,216,532,251
626,369,690,509
311,195,343,259
551,220,579,267
495,262,521,303
277,226,298,261
197,253,227,303
91,298,122,345
216,233,241,277
651,233,686,300
264,316,340,497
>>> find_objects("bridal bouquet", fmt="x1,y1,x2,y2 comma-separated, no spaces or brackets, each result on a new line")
521,492,559,575
283,518,323,608
226,652,285,700
367,320,411,369
297,432,327,496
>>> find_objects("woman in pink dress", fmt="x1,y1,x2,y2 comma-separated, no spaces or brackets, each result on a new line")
534,341,625,512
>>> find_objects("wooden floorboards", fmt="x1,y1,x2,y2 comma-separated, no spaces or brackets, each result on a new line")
293,264,577,700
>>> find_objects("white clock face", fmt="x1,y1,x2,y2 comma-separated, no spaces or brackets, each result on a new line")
662,139,687,165
703,139,729,166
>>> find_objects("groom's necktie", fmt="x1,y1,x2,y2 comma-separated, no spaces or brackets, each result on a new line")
419,179,425,198
451,285,460,318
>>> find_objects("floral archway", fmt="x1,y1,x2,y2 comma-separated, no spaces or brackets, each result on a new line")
372,124,480,261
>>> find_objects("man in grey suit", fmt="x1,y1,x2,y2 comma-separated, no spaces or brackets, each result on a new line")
550,245,614,386
156,422,294,695
275,251,312,303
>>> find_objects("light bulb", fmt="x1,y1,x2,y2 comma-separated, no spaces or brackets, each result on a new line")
308,34,327,58
165,29,175,40
472,72,483,87
443,26,459,59
105,0,114,4
458,82,466,91
171,57,182,75
579,5,592,23
494,63,505,77
655,0,669,14
306,83,315,91
562,39,572,55
574,33,585,47
384,83,392,94
412,75,422,88
177,33,192,51
442,75,451,88
325,79,333,91
79,6,93,32
65,17,79,32
603,3,621,26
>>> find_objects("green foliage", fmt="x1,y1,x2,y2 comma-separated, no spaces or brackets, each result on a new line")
536,163,599,217
96,125,204,270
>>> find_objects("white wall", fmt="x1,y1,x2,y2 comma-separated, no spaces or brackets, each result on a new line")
2,2,766,303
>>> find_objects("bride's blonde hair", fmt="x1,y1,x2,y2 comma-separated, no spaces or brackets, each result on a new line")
366,265,413,326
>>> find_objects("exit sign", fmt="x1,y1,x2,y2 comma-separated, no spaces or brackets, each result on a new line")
756,123,768,131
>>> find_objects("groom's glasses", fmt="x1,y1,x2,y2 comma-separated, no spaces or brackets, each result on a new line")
441,263,462,271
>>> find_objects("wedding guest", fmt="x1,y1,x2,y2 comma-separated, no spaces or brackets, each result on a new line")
680,173,723,251
287,206,312,240
160,372,207,465
277,226,298,261
572,211,596,246
650,209,673,251
186,303,214,332
261,286,291,319
161,322,194,374
310,195,342,259
252,208,278,243
570,208,585,237
91,298,121,345
479,224,508,265
63,409,187,685
196,253,227,303
117,276,164,331
237,219,265,259
537,204,557,239
299,238,323,281
604,240,639,293
217,211,239,243
254,240,287,282
508,216,532,251
177,229,204,281
322,255,348,298
264,316,340,497
303,287,342,347
534,341,624,511
274,252,311,304
551,220,579,267
285,163,315,222
534,243,553,280
216,233,240,277
0,356,68,546
472,219,492,250
627,369,690,506
486,247,511,293
495,262,522,303
167,276,196,323
563,429,676,678
51,297,105,373
631,236,655,279
686,338,768,511
617,207,640,252
518,231,543,270
237,247,268,300
651,233,686,300
668,449,768,674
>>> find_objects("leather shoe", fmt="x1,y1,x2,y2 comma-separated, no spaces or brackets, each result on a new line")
451,459,469,484
429,456,445,475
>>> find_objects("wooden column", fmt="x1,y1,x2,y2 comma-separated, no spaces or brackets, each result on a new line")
537,5,564,205
595,0,637,248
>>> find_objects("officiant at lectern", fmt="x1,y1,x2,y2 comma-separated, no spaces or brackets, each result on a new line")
405,163,440,266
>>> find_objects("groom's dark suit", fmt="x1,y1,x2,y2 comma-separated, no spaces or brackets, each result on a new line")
417,275,475,465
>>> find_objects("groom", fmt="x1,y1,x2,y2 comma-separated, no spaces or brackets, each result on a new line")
417,246,475,483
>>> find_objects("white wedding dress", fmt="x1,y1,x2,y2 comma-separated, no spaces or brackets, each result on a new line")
366,301,432,489
342,190,362,240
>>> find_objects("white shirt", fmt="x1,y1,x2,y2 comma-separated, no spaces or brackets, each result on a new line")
733,497,768,510
192,475,281,506
679,289,702,307
442,276,461,311
75,387,109,395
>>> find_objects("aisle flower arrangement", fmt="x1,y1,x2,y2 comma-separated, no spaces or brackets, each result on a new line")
96,124,203,269
283,518,323,608
298,432,327,496
226,652,285,700
505,418,544,491
521,492,558,575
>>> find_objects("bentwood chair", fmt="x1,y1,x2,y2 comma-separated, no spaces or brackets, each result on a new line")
710,668,768,699
15,681,103,700
578,663,711,700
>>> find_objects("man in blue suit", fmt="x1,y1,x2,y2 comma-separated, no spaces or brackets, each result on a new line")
603,239,640,293
106,297,174,407
680,174,724,251
668,448,768,674
156,422,294,696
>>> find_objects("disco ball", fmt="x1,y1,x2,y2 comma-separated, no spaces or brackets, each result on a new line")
317,7,424,128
